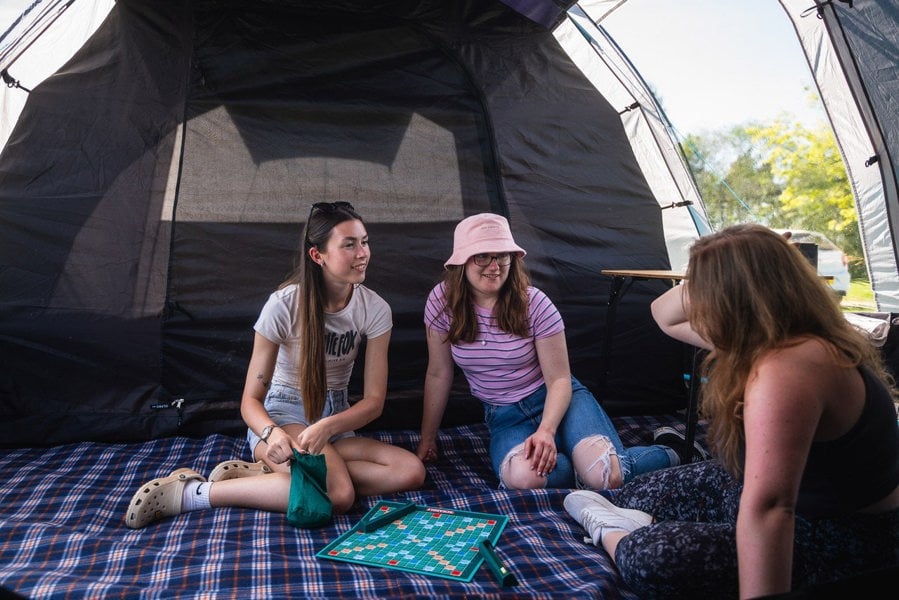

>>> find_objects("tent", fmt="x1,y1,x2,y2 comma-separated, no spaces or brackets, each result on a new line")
779,0,899,311
0,0,895,446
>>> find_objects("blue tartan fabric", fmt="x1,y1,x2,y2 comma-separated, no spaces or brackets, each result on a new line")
0,415,698,599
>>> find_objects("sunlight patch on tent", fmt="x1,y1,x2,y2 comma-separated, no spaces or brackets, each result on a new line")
165,108,465,225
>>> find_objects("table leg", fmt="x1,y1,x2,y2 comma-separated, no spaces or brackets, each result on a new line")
599,275,629,397
682,347,703,463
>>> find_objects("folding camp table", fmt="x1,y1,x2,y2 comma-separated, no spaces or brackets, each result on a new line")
600,269,701,464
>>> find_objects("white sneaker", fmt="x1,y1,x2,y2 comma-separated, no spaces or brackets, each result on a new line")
563,490,652,546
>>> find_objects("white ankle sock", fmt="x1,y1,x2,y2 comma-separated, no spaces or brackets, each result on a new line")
182,481,212,512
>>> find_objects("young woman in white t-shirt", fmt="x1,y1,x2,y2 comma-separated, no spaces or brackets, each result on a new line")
125,202,424,529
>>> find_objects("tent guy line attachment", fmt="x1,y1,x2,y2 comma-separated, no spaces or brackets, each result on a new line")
661,200,693,210
1,69,31,92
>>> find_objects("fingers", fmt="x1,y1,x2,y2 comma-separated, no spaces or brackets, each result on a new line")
264,429,313,463
262,428,292,464
522,438,534,459
294,437,313,454
416,444,438,462
295,442,316,455
266,442,293,464
538,455,556,478
523,432,558,477
531,444,557,478
294,430,323,455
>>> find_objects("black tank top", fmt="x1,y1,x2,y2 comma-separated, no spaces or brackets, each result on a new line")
797,367,899,518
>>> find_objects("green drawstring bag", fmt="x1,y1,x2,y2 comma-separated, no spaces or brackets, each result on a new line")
286,449,332,528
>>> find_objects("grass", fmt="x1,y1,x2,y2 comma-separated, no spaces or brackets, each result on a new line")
841,279,876,312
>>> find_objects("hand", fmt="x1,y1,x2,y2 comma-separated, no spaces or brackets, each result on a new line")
295,421,331,455
263,427,294,465
524,429,557,478
416,441,438,463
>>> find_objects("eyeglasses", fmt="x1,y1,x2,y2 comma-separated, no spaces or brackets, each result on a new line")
472,253,511,267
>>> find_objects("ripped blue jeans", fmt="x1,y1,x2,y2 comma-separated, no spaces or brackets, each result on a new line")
483,377,676,488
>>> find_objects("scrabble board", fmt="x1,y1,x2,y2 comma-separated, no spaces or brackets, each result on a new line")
316,501,509,582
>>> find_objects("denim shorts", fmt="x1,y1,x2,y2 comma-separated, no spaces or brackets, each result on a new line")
246,383,355,455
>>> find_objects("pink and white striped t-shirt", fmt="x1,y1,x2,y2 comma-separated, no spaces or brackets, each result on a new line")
424,282,565,405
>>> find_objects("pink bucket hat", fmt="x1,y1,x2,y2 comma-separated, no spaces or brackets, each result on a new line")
444,213,526,267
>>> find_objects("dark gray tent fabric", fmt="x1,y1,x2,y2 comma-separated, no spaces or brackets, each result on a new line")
0,0,686,446
823,0,899,304
836,1,899,196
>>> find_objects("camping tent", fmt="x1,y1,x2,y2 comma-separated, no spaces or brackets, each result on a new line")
1,0,896,446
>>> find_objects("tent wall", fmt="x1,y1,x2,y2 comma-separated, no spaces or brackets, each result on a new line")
0,0,688,446
0,0,116,149
781,0,899,311
556,4,712,272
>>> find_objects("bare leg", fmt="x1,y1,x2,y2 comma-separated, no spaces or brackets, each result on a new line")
250,425,423,511
572,435,623,490
208,473,292,512
318,441,356,513
602,530,627,561
498,442,548,489
333,437,425,496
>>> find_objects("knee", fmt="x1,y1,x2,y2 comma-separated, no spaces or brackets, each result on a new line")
399,454,427,490
329,481,356,514
499,444,546,490
574,435,623,490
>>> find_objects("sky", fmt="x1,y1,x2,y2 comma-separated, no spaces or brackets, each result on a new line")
1,0,826,138
600,0,828,135
0,1,30,40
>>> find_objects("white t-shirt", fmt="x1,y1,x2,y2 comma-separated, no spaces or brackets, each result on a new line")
254,283,392,390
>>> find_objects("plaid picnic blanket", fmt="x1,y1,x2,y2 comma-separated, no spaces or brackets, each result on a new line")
0,414,699,599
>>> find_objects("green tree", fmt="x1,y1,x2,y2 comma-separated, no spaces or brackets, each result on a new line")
683,120,863,278
746,120,862,275
681,129,782,230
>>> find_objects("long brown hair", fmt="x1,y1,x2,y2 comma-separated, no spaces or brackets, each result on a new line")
281,202,363,422
687,223,896,474
439,256,531,343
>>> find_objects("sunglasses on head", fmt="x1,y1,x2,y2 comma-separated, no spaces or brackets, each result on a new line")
310,201,355,215
305,202,356,245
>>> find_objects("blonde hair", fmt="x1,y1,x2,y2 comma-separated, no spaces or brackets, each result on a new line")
687,224,896,474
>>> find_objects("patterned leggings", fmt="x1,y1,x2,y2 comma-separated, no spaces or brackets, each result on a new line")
608,460,899,599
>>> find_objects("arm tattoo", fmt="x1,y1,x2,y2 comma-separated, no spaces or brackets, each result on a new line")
256,373,270,389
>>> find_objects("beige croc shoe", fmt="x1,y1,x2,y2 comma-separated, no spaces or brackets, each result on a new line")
125,467,205,529
208,459,272,482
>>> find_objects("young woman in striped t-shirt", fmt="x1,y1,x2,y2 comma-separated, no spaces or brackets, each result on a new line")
416,213,679,490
